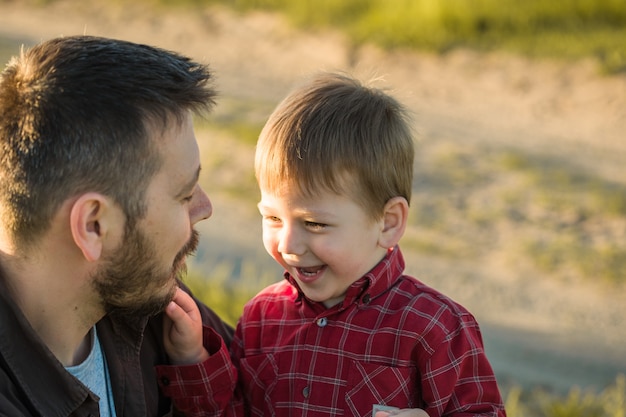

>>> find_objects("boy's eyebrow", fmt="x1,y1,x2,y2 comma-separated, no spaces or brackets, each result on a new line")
257,202,276,213
257,202,335,218
176,166,201,198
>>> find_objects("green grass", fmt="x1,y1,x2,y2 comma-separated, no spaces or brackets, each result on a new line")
8,1,626,73
185,259,276,326
523,237,626,284
199,97,272,146
404,144,626,284
504,155,626,219
183,0,626,74
495,151,626,283
505,374,626,417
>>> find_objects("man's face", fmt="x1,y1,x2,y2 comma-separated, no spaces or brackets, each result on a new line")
94,113,212,316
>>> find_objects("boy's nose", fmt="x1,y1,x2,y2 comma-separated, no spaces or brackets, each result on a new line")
277,225,305,256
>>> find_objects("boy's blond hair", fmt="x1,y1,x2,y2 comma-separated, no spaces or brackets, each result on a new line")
255,72,415,220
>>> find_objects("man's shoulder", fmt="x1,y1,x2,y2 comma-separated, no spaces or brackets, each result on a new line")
0,365,38,416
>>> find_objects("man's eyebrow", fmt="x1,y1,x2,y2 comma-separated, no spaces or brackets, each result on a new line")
176,166,201,198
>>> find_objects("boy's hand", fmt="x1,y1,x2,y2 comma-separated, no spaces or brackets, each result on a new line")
163,287,210,365
375,409,429,417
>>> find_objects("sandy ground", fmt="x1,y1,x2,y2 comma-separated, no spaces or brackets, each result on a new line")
1,0,625,397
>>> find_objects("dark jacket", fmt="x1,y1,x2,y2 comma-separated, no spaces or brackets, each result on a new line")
0,274,234,417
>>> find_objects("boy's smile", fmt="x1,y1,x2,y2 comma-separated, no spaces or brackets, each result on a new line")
296,265,327,282
258,183,389,308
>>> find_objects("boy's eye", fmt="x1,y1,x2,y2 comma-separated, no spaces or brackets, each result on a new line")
305,221,327,230
182,194,194,202
263,215,281,223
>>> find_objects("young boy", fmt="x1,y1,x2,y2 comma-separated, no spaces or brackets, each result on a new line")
228,72,507,416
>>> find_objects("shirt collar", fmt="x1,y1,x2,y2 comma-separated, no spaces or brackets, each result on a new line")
284,245,405,309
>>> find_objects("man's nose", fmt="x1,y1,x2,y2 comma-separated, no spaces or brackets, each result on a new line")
190,186,212,224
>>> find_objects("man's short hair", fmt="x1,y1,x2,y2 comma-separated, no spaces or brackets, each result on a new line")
0,35,216,250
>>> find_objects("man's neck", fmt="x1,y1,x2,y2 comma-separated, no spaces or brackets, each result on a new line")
1,252,103,366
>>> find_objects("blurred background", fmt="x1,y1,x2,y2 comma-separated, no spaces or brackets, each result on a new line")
1,1,625,415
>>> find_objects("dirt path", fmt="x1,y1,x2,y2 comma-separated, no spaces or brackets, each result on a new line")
1,0,625,396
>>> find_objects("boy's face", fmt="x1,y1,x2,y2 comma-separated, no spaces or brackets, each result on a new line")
258,183,388,308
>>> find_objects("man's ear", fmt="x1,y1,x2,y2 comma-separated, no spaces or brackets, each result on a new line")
378,196,409,249
69,193,116,262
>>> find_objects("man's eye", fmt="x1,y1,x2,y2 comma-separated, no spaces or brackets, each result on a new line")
182,194,194,202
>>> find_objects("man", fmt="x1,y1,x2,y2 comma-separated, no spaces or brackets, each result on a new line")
0,35,235,416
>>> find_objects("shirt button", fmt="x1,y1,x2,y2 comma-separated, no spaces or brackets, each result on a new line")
160,376,170,386
302,386,310,398
316,317,327,327
362,294,371,304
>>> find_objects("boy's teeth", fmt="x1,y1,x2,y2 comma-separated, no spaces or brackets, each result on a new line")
300,266,321,275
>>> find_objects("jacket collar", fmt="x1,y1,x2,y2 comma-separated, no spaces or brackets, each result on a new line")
0,270,97,416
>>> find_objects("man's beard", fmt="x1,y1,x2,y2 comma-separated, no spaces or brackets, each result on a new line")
93,225,200,318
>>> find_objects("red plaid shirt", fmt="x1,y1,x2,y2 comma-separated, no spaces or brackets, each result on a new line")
157,327,237,416
231,246,506,417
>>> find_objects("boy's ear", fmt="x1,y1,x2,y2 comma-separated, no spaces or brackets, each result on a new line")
378,196,409,249
69,193,120,262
